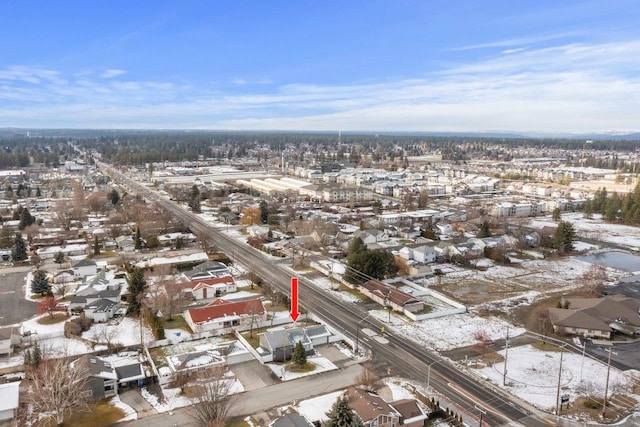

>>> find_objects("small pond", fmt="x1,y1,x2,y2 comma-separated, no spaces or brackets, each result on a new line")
575,251,640,272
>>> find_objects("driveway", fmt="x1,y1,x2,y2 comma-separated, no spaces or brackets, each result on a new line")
0,271,36,326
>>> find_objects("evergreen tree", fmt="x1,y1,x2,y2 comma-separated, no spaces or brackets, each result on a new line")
93,236,100,256
554,221,576,254
477,221,491,238
108,188,120,205
18,207,35,230
259,200,269,224
0,226,14,249
54,251,65,267
552,208,561,221
32,342,41,367
134,227,142,250
126,267,147,315
24,349,31,367
36,186,42,198
291,341,307,366
31,270,51,296
11,233,28,262
324,395,363,427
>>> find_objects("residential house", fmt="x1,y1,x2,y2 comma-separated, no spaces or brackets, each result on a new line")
398,246,436,264
434,223,453,239
157,232,197,247
113,357,147,389
0,381,20,426
183,276,237,300
72,258,98,279
269,413,314,427
259,325,331,362
0,327,21,356
182,260,230,281
69,288,121,313
115,236,135,252
183,298,267,334
360,280,424,313
81,356,117,400
549,295,640,339
391,399,429,427
346,387,400,427
354,229,390,246
53,269,75,284
84,298,119,322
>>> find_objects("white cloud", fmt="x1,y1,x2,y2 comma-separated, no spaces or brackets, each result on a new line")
0,39,639,132
100,69,127,78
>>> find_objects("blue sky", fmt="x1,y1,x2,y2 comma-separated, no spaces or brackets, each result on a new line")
1,0,639,132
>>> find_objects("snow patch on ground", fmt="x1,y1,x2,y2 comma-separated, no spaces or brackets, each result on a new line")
109,395,137,422
294,390,344,423
313,277,361,303
266,357,338,381
82,317,154,347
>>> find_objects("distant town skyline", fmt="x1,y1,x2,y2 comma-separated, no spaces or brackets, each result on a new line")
1,1,639,133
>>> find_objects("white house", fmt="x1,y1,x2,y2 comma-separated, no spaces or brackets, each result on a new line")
84,299,119,322
182,276,237,300
0,327,21,356
72,258,98,279
0,381,20,424
412,245,437,263
354,229,389,246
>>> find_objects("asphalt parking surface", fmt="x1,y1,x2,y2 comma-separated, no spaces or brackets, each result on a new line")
0,270,36,326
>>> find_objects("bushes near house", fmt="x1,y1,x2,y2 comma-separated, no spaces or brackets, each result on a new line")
64,314,93,337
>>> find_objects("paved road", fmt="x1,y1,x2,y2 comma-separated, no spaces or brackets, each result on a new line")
102,162,549,427
125,364,363,426
0,270,35,326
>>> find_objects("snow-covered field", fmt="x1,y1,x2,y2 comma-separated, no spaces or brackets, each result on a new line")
312,277,361,304
369,309,525,351
473,344,639,413
294,390,344,423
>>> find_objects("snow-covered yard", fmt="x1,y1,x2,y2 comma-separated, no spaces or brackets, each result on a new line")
472,344,639,413
266,357,338,381
82,317,154,347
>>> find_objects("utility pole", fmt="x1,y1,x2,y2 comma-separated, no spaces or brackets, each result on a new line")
474,405,487,427
602,348,614,418
503,326,509,386
555,344,566,415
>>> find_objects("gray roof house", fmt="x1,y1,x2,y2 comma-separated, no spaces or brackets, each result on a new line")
269,413,314,427
259,325,331,363
81,356,117,400
182,260,229,281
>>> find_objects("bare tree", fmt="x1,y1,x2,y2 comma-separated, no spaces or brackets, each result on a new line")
27,357,91,426
355,363,380,391
197,229,216,253
52,199,74,230
190,366,235,427
161,281,191,320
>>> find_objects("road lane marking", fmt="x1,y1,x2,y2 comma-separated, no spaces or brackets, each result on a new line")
0,291,15,294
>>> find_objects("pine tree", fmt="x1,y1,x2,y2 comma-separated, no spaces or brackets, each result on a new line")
31,270,51,296
24,349,31,367
36,186,42,198
32,342,42,367
134,227,142,250
93,236,100,256
126,267,147,315
554,221,576,254
12,233,28,262
324,395,363,427
291,341,307,366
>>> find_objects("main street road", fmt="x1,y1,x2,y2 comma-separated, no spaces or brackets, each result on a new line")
101,162,548,426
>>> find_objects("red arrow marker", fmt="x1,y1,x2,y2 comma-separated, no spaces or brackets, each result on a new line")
290,277,299,322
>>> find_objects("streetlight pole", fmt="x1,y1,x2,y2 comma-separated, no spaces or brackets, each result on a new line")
602,348,614,418
427,360,441,390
